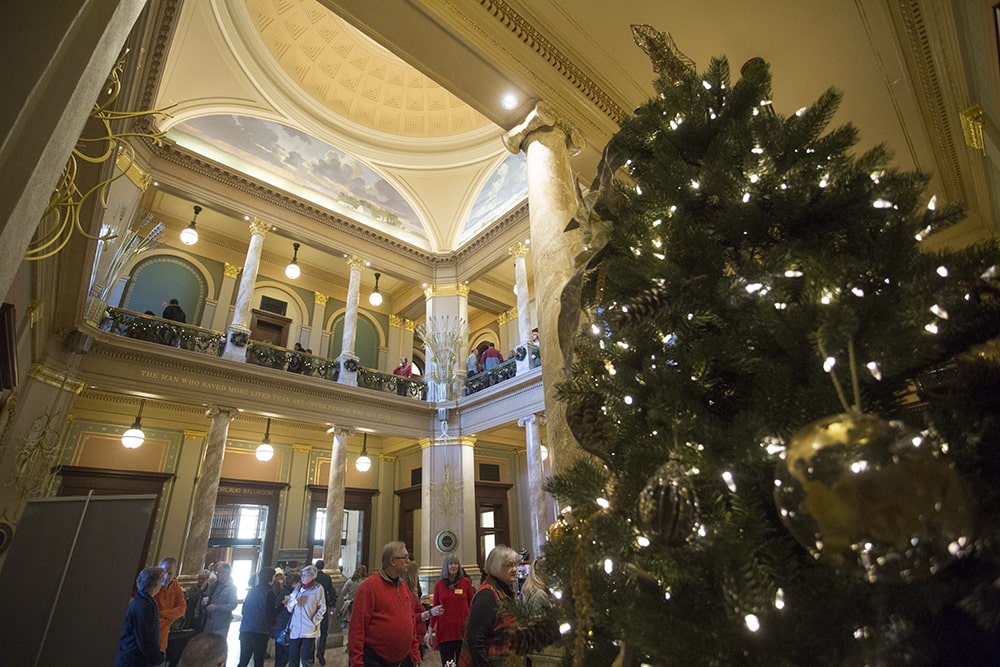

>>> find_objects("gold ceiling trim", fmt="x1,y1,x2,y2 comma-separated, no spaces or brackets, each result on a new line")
473,0,627,125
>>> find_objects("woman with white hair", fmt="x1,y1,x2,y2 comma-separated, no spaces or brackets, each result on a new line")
285,564,327,667
459,546,520,667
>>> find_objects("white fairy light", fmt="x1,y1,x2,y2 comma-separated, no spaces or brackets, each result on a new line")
742,192,751,203
697,525,707,537
872,199,893,208
654,253,665,260
709,110,718,119
774,302,787,310
604,361,616,376
669,205,678,215
664,587,672,600
915,225,933,241
653,218,662,226
690,179,701,189
930,304,949,319
624,396,633,405
819,173,830,188
823,356,837,373
937,265,949,277
559,623,572,635
722,471,737,492
925,322,939,334
851,287,865,297
552,589,563,600
752,107,760,116
604,558,614,574
596,497,610,508
927,195,937,210
702,80,713,89
617,341,629,349
652,238,663,248
870,170,884,183
774,588,785,610
749,173,760,183
637,535,650,548
780,183,788,190
784,269,803,277
745,283,764,293
762,436,785,456
636,185,643,195
751,145,764,154
866,361,882,380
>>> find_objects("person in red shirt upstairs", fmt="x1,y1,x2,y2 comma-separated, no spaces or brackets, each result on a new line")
479,343,503,371
393,357,413,377
348,542,424,667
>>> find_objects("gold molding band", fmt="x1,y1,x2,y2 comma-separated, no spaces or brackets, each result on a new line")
389,314,403,328
424,283,470,298
28,363,85,394
293,443,312,453
184,430,207,440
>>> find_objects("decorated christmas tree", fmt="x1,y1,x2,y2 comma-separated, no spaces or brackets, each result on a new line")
543,26,1000,666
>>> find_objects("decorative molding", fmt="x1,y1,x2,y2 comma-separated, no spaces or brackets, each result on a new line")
314,292,329,306
293,444,312,453
424,283,469,298
389,314,403,328
184,430,207,440
223,262,241,278
508,242,529,258
116,147,152,190
28,364,85,394
347,255,366,272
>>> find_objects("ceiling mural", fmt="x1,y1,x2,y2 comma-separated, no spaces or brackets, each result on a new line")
461,152,528,244
168,114,430,246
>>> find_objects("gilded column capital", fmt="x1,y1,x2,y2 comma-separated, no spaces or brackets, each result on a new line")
183,430,207,440
424,283,470,298
248,217,271,237
223,263,241,279
502,100,585,156
293,444,312,454
459,436,477,448
389,314,403,328
403,319,416,332
379,454,398,463
509,242,530,258
457,283,470,297
347,255,366,272
314,292,329,306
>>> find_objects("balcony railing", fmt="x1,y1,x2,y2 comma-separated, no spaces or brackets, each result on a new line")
101,308,226,357
100,308,536,400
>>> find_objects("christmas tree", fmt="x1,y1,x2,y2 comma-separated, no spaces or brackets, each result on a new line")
543,26,1000,667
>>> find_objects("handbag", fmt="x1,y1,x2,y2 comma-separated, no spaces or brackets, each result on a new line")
275,616,292,646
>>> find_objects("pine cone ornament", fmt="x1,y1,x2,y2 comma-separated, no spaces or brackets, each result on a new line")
566,394,617,464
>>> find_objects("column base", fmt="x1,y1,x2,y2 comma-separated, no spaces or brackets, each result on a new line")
221,326,250,362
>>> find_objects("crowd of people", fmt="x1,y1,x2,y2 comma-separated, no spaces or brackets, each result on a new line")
115,545,557,667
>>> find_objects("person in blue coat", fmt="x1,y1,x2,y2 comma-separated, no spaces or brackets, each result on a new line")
238,567,277,667
116,566,166,667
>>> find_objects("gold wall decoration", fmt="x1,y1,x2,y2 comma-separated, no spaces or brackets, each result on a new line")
960,105,986,153
26,50,174,261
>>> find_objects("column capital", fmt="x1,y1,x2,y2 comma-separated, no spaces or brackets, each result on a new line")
503,101,585,156
518,414,537,428
183,430,207,440
403,318,416,332
28,363,85,393
347,255,366,272
509,242,530,258
424,283,470,299
326,425,356,438
314,292,329,306
223,262,241,279
206,405,238,419
389,314,403,328
248,217,271,237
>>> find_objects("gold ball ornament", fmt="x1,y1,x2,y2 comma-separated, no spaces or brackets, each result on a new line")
547,516,570,542
637,457,701,546
774,412,974,582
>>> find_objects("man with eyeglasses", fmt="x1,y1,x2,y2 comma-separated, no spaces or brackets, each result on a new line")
349,541,424,667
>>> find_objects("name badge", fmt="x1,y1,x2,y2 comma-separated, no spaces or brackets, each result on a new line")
455,589,464,594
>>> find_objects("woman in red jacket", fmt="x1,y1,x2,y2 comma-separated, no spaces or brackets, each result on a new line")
431,556,473,667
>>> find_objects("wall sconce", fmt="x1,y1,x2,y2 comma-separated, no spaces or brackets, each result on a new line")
285,242,301,280
369,272,383,306
121,399,146,449
256,418,275,462
180,205,201,245
356,433,372,472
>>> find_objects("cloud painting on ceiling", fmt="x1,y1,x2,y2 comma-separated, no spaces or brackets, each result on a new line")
461,152,528,244
169,115,429,247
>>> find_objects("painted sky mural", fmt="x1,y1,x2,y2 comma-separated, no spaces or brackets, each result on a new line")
169,114,528,250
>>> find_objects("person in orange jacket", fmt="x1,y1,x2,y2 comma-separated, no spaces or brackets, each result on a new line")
154,557,186,653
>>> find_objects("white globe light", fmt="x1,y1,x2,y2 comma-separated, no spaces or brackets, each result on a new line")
284,262,301,280
180,226,198,245
122,427,145,449
255,443,274,461
355,454,372,472
368,290,382,306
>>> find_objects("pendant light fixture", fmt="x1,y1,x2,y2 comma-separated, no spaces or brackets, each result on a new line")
256,418,274,462
180,205,202,245
285,242,301,280
121,399,146,449
368,272,383,306
355,433,372,472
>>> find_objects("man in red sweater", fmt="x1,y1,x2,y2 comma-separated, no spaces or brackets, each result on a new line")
349,541,423,667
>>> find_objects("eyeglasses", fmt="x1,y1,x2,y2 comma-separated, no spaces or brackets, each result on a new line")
392,554,411,561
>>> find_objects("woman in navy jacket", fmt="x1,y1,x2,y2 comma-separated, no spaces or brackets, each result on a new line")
115,566,166,667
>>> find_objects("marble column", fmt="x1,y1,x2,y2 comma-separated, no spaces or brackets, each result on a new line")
323,425,353,586
221,219,270,362
309,292,328,353
422,435,477,570
519,414,548,557
211,263,240,332
503,102,586,475
423,284,469,401
180,405,236,576
510,242,532,353
337,256,364,385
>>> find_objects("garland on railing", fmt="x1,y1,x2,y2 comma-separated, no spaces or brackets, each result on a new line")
464,358,519,395
102,308,225,356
